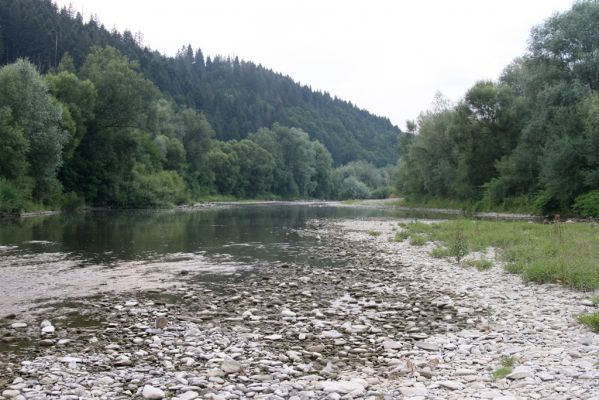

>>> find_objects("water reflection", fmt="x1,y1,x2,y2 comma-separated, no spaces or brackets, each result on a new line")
0,204,446,266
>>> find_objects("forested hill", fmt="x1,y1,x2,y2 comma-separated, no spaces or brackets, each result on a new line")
0,0,401,166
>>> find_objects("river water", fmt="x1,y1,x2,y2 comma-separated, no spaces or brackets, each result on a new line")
0,203,445,317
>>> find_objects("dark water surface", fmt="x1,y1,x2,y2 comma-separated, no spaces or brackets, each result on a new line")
0,204,443,267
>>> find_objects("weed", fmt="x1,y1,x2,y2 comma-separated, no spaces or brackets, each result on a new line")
492,367,512,380
394,231,410,242
368,230,382,237
463,258,493,271
492,356,517,380
449,221,468,263
579,312,599,333
410,234,427,246
430,246,451,259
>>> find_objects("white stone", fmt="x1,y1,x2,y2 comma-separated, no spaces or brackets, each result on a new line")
382,340,402,350
178,391,199,400
2,390,20,399
142,385,165,399
10,322,27,329
439,381,464,390
265,334,283,340
59,356,82,363
321,330,343,338
221,358,242,374
281,309,296,317
399,386,428,396
320,380,366,394
41,325,55,334
507,366,534,380
455,368,477,376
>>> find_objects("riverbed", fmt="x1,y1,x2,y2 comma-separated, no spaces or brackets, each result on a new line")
0,204,597,399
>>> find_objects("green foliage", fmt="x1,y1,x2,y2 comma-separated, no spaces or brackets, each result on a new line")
61,191,85,212
531,191,560,215
409,234,427,246
394,231,410,242
430,246,451,258
579,312,599,333
122,166,188,208
0,59,67,204
367,230,382,237
0,0,402,167
0,106,29,180
339,176,370,200
573,190,599,218
449,222,469,263
492,357,517,380
463,258,493,271
0,178,26,214
395,2,599,215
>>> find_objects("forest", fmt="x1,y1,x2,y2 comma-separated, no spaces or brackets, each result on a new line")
396,1,599,217
0,0,397,212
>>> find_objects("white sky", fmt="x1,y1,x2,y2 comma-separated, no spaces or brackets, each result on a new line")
53,0,574,129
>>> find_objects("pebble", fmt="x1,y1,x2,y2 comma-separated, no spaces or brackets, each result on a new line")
142,385,165,399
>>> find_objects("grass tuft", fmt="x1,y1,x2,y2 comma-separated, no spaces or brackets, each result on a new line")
430,246,451,258
368,230,382,237
409,234,427,246
463,258,493,271
492,356,517,380
394,231,410,242
579,312,599,333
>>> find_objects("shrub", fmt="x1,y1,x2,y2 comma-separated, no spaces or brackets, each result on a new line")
123,167,189,208
340,176,370,200
532,190,560,215
449,223,469,263
370,185,392,199
0,178,26,214
573,190,599,218
61,191,85,212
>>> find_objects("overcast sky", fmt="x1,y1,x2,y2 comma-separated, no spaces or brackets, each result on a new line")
53,0,574,129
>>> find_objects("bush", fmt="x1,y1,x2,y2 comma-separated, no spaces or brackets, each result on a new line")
340,176,370,199
449,223,469,263
370,185,392,199
0,178,26,214
532,190,560,215
573,190,599,218
123,168,189,208
61,191,85,212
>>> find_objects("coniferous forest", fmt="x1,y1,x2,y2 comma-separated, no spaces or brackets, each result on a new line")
396,1,599,217
0,0,399,212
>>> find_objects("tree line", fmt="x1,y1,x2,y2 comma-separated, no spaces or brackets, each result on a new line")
395,0,599,217
0,0,401,167
0,48,392,213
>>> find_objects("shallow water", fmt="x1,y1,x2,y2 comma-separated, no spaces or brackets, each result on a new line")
0,203,448,316
0,203,445,266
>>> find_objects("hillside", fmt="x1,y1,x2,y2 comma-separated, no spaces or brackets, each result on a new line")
0,0,401,166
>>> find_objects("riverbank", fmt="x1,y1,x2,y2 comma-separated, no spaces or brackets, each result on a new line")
1,217,598,399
